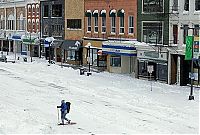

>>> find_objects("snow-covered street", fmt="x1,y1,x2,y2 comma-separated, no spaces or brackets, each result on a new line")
0,55,199,134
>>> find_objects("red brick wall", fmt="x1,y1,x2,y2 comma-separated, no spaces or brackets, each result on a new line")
27,3,40,33
84,0,137,39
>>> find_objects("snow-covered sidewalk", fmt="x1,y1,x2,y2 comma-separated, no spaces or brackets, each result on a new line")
0,53,199,134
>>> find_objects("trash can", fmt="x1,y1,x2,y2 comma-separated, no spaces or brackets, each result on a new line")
80,68,85,75
23,57,27,62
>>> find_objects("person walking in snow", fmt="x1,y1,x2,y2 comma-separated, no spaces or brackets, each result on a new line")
57,100,71,124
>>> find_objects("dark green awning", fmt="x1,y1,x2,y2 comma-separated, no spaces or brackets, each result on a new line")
100,9,106,17
92,10,98,17
85,10,92,17
117,9,125,17
109,9,116,17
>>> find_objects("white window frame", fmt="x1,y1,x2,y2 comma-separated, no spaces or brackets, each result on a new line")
94,16,98,33
119,16,125,34
142,21,163,44
111,16,116,34
87,16,91,33
128,16,134,35
101,16,106,34
142,0,164,13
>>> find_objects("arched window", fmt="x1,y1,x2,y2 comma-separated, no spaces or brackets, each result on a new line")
0,14,5,29
18,13,25,30
7,14,14,30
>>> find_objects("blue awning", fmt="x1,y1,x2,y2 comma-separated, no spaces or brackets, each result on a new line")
12,35,22,41
102,42,137,56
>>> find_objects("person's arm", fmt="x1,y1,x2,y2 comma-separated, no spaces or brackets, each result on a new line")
57,106,61,108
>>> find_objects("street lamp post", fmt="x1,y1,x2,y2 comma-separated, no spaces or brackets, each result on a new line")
49,41,51,64
181,26,200,100
7,37,8,55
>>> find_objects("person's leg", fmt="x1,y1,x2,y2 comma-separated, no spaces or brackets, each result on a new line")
61,111,65,124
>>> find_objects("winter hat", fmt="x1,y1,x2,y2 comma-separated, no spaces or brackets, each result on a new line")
61,100,65,103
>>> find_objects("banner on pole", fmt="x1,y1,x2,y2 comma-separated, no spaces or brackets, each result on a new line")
193,36,199,59
185,36,194,60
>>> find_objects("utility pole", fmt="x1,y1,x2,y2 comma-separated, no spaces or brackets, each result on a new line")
181,26,200,100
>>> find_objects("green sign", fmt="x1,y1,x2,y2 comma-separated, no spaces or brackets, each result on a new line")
185,36,194,60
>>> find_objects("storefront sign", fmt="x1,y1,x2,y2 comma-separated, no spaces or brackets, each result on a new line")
102,44,136,56
185,36,193,60
144,51,159,58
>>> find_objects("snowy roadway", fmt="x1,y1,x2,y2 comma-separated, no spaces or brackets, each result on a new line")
0,55,199,134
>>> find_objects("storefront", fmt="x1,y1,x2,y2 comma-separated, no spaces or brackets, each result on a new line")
83,40,107,70
102,41,137,74
61,40,83,65
137,48,168,82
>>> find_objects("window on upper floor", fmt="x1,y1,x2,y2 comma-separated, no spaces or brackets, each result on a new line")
87,16,91,32
194,25,199,36
52,24,63,37
102,16,106,33
173,25,178,44
67,19,81,29
94,16,98,33
111,16,116,34
119,16,124,34
7,14,14,30
195,0,200,11
52,4,62,17
17,13,25,30
184,0,189,11
43,5,49,17
0,15,5,29
172,0,178,11
143,0,163,13
142,22,163,44
183,24,188,44
129,16,134,34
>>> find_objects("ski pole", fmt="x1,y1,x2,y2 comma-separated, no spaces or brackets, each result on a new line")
57,108,60,124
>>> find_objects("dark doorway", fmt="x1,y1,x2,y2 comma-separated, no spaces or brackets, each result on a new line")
171,54,178,84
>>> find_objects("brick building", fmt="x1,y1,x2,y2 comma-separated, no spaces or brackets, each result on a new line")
84,0,137,73
62,0,84,65
22,3,40,57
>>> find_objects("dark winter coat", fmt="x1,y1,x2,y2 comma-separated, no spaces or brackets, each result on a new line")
57,102,68,112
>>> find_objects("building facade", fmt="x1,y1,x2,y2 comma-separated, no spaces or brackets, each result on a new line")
62,0,84,65
137,0,170,83
40,0,65,62
0,0,35,57
168,0,200,86
84,0,137,74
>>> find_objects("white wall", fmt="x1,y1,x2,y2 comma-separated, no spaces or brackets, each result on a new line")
169,0,200,47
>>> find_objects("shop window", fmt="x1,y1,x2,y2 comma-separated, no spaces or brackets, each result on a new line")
43,5,49,17
142,22,163,44
52,4,62,17
67,50,76,60
184,0,189,11
128,16,134,34
195,0,200,11
143,0,163,13
67,19,81,29
110,55,121,67
98,54,107,67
